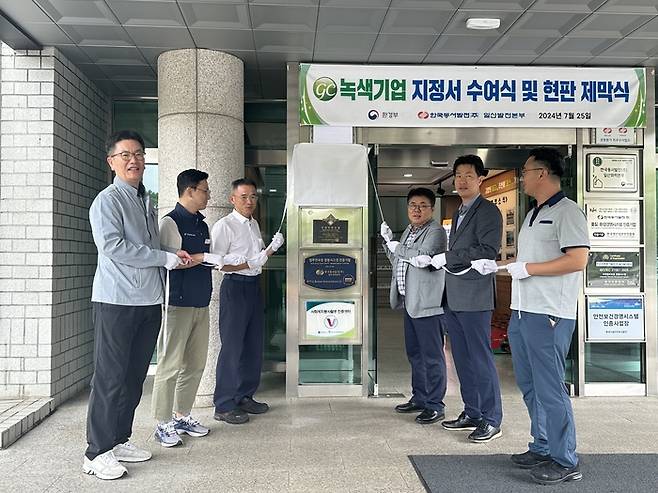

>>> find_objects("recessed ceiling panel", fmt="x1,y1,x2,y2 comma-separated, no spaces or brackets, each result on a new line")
248,0,318,5
105,1,186,27
598,0,658,14
314,32,377,54
321,0,389,6
253,30,314,54
21,23,72,45
568,13,655,38
317,7,387,33
478,54,539,64
487,35,558,56
0,0,55,23
74,63,109,80
57,24,133,46
585,56,650,66
542,36,612,57
190,28,255,51
380,8,454,35
250,5,317,31
101,64,156,80
529,0,606,12
390,0,461,8
54,44,93,64
79,45,147,65
430,34,498,55
597,38,658,58
532,54,591,65
179,3,250,29
35,0,118,25
313,51,371,63
510,11,588,37
125,26,194,48
423,52,482,63
460,0,533,10
372,33,438,55
627,17,658,39
443,10,523,36
369,53,426,63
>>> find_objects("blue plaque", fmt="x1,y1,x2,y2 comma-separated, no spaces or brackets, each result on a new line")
304,253,357,290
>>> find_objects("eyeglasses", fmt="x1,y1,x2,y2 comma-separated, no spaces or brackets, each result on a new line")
194,187,211,195
407,204,432,211
235,194,259,202
109,150,146,161
521,167,545,176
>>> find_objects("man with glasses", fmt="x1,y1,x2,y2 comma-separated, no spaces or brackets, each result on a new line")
85,130,191,480
415,155,504,442
505,148,588,485
380,188,448,424
151,169,218,447
210,178,284,425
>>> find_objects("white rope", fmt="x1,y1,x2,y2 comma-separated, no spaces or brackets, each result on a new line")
162,268,170,356
367,155,385,222
277,195,288,234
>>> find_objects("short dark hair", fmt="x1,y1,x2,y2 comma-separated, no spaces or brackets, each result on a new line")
177,169,209,197
528,147,565,177
231,178,257,190
407,187,436,207
453,154,488,177
105,130,145,155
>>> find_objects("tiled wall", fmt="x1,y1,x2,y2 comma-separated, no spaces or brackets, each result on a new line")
0,44,110,406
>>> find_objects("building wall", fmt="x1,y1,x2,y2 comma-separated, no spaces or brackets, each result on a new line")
0,43,110,405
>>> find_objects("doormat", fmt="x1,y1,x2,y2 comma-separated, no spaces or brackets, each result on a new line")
409,454,658,493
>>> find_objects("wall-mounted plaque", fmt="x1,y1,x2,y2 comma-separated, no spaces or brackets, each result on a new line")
312,214,348,244
585,201,640,243
587,296,644,342
304,253,357,290
586,250,640,290
301,299,362,344
587,154,638,193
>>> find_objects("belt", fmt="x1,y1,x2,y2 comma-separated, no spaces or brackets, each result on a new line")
224,274,260,283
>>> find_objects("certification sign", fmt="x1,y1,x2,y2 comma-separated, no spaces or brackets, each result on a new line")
305,300,357,341
586,201,640,243
587,296,644,342
587,154,637,192
586,251,640,290
304,253,357,290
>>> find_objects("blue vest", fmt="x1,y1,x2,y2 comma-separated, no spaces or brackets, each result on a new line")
165,203,212,307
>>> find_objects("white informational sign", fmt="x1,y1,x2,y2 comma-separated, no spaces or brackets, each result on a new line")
300,64,646,128
304,300,358,342
586,201,640,243
587,296,644,342
594,127,635,145
587,154,638,192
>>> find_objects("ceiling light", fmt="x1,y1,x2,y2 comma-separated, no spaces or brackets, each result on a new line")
269,188,277,192
466,18,500,30
403,173,413,177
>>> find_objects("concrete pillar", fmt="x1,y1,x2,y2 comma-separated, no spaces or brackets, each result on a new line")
157,49,244,407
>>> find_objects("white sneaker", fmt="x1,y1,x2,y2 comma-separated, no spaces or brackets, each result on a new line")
112,441,152,462
83,450,127,480
154,421,183,448
174,414,210,437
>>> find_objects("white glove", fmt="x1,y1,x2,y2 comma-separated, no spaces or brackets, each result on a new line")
506,261,530,280
471,259,499,275
223,254,246,266
386,240,400,253
203,253,224,268
380,222,393,242
247,250,269,269
164,252,182,271
409,255,432,268
430,253,447,269
268,232,285,252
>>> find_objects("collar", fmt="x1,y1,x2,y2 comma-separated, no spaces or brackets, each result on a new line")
534,190,565,210
460,193,480,211
114,176,145,197
409,219,432,234
175,202,205,221
230,209,252,224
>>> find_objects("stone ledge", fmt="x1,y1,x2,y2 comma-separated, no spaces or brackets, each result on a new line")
0,397,53,448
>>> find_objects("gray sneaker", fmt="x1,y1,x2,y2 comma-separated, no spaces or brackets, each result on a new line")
174,414,209,437
154,421,183,448
112,441,152,462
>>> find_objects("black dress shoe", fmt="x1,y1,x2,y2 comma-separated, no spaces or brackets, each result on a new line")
467,420,502,442
511,450,552,469
531,460,582,485
395,401,424,413
238,396,269,414
214,408,249,424
441,411,480,431
415,409,445,424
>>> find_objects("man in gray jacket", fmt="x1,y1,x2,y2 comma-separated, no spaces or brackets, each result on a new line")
381,188,447,424
84,130,191,480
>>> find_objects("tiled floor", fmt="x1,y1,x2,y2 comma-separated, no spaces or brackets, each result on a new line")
1,308,657,492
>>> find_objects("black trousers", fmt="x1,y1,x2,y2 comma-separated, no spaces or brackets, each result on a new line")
85,303,161,460
213,275,264,413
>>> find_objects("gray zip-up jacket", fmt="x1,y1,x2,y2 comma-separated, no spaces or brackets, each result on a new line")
90,176,167,305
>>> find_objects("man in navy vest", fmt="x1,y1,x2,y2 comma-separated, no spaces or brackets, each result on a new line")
151,169,217,446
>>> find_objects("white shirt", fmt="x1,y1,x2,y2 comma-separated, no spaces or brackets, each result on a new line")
210,209,265,276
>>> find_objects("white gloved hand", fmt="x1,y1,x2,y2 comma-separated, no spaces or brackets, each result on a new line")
471,259,499,275
164,252,182,271
223,254,246,266
247,250,269,269
386,240,400,253
380,222,393,242
506,261,530,280
268,232,285,252
430,253,447,269
203,253,224,268
409,255,432,268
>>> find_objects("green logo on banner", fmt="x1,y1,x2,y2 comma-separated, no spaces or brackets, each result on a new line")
313,77,337,101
